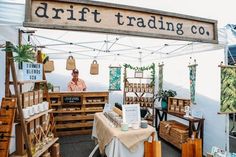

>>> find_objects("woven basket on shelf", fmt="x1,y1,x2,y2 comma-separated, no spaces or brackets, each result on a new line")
159,120,189,149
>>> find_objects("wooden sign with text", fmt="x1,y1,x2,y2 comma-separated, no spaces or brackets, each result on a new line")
24,0,218,43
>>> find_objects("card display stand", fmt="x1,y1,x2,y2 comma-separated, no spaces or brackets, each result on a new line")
49,91,109,136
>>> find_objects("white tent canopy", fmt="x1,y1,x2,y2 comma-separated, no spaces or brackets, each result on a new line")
0,0,234,62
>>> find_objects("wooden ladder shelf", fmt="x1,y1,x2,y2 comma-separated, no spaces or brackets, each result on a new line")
0,98,17,157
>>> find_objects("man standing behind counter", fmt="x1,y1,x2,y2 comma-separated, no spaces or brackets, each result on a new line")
67,69,87,91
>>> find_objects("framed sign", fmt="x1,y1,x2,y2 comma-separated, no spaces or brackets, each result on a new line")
134,70,143,78
63,96,81,104
24,0,218,43
122,104,141,126
23,62,43,80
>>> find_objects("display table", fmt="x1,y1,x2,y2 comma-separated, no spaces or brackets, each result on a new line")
155,107,204,138
155,107,204,150
92,112,156,157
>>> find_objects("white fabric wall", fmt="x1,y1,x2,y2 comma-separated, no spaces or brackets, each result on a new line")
161,49,226,154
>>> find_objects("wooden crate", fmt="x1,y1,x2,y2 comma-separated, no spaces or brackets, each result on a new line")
168,97,190,115
159,120,189,149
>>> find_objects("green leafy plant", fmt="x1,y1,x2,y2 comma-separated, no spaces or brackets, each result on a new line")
11,44,35,63
4,43,36,69
155,89,177,102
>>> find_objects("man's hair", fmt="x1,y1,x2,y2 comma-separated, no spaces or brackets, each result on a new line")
72,69,79,74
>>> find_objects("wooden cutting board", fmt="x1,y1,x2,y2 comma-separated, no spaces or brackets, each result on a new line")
182,138,202,157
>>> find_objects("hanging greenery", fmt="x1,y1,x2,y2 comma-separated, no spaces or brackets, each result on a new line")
123,63,155,87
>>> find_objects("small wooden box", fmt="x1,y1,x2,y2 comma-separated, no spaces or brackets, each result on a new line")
168,97,191,115
29,92,34,106
22,92,29,108
34,90,39,105
39,90,43,103
51,143,60,157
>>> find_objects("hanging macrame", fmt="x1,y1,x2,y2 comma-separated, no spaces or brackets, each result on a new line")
109,66,121,91
220,65,236,113
188,63,197,104
158,63,164,93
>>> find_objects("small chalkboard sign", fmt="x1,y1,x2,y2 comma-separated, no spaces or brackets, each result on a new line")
63,96,81,104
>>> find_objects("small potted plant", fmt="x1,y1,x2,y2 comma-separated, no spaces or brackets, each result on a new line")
155,89,177,110
7,43,35,80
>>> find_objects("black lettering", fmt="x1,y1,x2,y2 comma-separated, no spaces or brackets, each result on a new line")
91,10,101,23
176,23,184,35
199,26,205,35
166,22,174,31
191,25,197,34
127,16,136,26
52,8,64,19
79,7,90,21
115,12,124,25
158,16,165,30
67,5,76,20
35,2,49,18
137,18,146,28
148,16,157,29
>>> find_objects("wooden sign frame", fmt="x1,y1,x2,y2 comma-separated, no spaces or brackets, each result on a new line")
24,0,218,43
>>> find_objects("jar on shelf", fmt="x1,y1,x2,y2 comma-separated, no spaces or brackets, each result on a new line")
128,85,133,92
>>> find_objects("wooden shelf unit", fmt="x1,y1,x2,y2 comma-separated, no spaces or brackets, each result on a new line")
123,67,155,125
49,91,109,136
32,138,59,157
4,43,58,157
25,109,53,123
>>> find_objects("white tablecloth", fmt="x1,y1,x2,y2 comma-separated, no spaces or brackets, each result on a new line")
92,113,156,157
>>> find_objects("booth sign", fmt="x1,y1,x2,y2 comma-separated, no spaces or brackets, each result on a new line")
23,62,43,80
24,0,218,43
